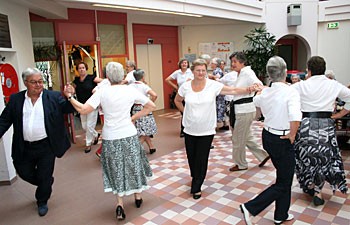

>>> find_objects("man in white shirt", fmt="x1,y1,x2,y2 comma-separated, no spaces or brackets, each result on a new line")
0,68,75,217
228,52,269,172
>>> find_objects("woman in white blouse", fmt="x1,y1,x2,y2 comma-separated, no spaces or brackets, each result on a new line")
65,62,156,220
165,58,193,137
174,58,256,200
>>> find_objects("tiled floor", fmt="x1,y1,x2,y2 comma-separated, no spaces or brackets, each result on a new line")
0,109,349,225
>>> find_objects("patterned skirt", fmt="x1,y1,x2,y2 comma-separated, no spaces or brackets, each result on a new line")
101,135,153,196
216,95,226,122
131,104,158,136
294,117,348,194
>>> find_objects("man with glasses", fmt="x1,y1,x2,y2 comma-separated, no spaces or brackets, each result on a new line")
0,67,74,217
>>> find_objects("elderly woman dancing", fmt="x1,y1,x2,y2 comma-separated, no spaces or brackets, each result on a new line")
65,62,156,220
292,56,350,206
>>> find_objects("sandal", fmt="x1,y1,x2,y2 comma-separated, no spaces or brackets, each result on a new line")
84,146,91,153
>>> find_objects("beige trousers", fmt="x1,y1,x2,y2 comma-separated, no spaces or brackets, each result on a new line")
231,111,268,169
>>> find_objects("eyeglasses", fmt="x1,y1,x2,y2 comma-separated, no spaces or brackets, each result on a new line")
26,80,44,85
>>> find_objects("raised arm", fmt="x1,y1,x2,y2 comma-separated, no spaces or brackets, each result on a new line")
64,84,95,115
219,85,251,95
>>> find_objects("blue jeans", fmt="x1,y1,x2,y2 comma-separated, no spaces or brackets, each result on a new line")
244,129,295,221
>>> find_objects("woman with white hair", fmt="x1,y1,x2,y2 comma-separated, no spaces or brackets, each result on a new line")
65,62,156,220
240,56,302,225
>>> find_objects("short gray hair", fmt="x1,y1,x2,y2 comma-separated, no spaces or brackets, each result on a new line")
126,60,136,69
199,54,211,64
291,74,300,79
133,69,145,81
106,62,124,84
266,56,287,82
325,70,335,79
22,67,43,82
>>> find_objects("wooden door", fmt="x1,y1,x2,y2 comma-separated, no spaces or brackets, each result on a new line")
136,44,164,110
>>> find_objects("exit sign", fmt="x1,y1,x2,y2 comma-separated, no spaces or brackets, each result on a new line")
327,22,339,29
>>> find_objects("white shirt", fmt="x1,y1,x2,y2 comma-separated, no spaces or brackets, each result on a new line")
125,70,136,84
178,79,224,136
232,66,262,113
86,85,150,140
292,75,350,111
22,92,47,141
129,82,151,104
254,82,302,130
219,71,238,101
170,68,193,87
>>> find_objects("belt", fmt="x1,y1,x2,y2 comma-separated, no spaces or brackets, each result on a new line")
229,97,254,128
264,126,290,136
302,112,332,118
24,137,48,146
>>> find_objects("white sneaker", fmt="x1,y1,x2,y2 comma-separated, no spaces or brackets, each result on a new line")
274,214,294,224
240,204,252,225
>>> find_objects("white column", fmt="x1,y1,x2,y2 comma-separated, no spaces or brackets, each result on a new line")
0,83,16,185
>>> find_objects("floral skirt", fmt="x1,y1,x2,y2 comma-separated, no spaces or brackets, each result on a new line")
131,104,157,136
101,135,153,196
294,117,348,194
216,95,226,122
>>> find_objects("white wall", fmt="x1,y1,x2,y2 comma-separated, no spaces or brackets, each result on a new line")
0,0,35,183
179,22,259,60
264,0,319,59
318,20,350,86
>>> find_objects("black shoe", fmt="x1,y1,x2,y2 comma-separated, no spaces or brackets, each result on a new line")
313,196,325,206
135,198,143,208
219,126,230,131
93,133,101,145
38,204,48,217
303,188,315,197
258,156,270,167
116,205,126,220
150,148,156,154
84,146,91,153
193,193,201,200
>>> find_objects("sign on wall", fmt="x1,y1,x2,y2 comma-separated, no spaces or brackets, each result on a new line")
198,42,234,64
0,13,12,48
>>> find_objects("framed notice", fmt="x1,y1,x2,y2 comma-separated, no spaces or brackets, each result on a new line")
198,42,234,64
0,13,12,48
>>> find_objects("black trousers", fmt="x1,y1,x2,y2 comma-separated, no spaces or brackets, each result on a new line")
184,133,214,194
245,129,295,221
180,100,185,135
13,139,55,206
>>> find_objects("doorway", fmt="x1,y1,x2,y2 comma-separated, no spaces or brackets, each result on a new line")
136,44,164,110
60,42,101,143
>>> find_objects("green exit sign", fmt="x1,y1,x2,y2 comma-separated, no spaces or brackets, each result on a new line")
327,22,339,29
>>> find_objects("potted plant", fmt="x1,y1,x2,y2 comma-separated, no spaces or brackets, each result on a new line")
243,26,277,84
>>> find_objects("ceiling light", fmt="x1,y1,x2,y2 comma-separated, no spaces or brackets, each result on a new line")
92,3,203,17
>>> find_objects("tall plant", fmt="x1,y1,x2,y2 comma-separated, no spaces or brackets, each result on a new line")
243,26,277,83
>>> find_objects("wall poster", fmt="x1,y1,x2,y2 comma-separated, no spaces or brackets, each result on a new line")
198,42,234,65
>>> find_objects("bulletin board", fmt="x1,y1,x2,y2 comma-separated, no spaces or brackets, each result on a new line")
198,42,234,64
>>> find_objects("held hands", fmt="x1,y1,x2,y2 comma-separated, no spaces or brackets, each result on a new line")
247,83,265,93
64,83,75,98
